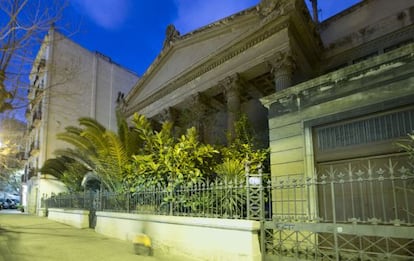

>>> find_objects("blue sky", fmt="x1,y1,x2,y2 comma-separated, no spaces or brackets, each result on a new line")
63,0,362,76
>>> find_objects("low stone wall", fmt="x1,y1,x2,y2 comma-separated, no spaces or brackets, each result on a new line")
48,208,90,229
95,211,261,261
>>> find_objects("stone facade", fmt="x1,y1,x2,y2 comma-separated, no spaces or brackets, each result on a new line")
125,0,414,168
124,3,414,253
124,0,321,145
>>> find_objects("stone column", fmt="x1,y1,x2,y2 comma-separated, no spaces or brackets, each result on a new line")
268,51,296,92
190,94,209,141
220,74,241,143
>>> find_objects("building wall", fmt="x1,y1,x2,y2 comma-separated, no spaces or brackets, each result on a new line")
42,32,138,162
25,29,139,214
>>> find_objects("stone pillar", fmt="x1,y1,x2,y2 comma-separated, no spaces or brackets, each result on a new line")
220,74,241,143
189,93,212,142
268,51,296,92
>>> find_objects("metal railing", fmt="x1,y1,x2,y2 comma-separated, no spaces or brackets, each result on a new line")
264,173,414,225
43,154,414,260
43,160,414,224
43,178,250,220
263,154,414,260
43,191,95,210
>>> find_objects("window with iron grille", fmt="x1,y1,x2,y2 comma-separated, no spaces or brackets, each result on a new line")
314,107,414,162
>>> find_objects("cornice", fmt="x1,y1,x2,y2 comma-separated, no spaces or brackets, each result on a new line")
319,0,373,29
261,43,414,112
323,24,414,63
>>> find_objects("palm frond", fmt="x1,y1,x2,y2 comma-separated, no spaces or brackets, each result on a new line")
54,148,94,171
104,131,128,168
78,118,108,152
78,117,106,132
40,157,71,178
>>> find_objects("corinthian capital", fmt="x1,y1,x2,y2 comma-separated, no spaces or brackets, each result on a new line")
219,73,241,95
268,51,296,75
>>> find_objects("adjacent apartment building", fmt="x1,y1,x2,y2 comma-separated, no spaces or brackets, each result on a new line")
23,29,139,214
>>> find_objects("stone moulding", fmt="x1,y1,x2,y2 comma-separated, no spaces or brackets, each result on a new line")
261,43,414,114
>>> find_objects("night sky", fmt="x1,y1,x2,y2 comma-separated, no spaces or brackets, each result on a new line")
2,0,361,121
63,0,361,76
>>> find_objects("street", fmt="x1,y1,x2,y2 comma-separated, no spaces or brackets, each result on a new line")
0,211,194,261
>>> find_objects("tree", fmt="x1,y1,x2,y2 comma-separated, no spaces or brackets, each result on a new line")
220,114,269,175
0,0,69,113
0,117,25,193
40,156,89,192
47,111,142,192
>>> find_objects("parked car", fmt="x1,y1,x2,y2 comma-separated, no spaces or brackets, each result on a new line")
0,198,17,209
0,198,9,209
7,199,17,209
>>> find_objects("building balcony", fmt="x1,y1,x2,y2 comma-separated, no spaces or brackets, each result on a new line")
29,142,40,157
32,110,42,127
23,167,37,182
28,85,37,100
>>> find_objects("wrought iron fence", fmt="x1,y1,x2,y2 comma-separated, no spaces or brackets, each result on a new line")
42,191,95,210
43,177,251,220
43,161,414,224
263,154,414,260
263,171,414,225
42,154,414,260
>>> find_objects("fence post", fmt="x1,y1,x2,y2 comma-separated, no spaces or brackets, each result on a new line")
126,192,130,213
42,193,47,212
169,184,173,216
246,162,267,261
246,162,251,220
331,180,339,260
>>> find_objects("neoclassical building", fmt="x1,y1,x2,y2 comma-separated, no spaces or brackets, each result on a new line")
124,0,414,258
124,0,413,157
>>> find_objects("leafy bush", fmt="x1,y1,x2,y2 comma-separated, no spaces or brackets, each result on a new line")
126,114,219,190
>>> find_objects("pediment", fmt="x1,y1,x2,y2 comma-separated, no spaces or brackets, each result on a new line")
125,0,321,117
128,11,260,106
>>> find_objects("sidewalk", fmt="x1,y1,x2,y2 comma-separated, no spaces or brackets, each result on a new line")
0,211,198,261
